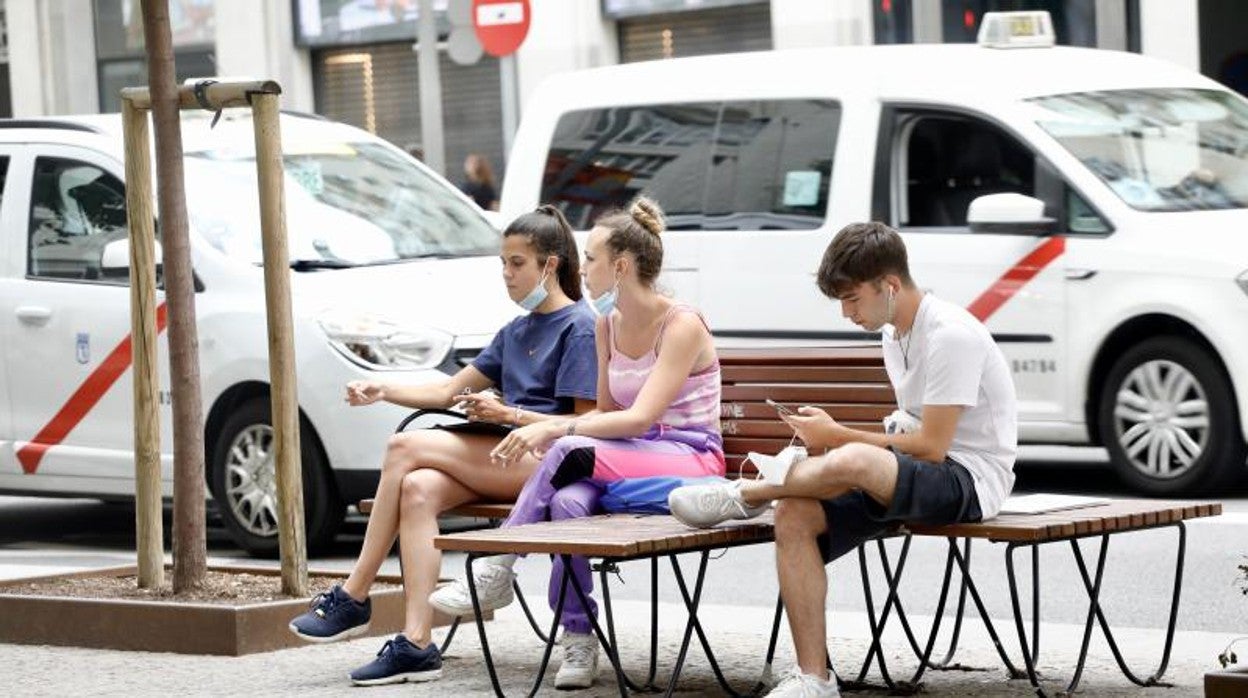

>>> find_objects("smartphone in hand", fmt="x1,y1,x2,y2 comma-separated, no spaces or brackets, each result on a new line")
765,398,797,417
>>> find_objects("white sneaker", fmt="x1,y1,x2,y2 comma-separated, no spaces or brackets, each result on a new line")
428,561,515,616
554,631,599,689
765,669,840,697
668,479,769,529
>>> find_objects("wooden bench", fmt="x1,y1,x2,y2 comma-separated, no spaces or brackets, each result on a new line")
363,347,1220,696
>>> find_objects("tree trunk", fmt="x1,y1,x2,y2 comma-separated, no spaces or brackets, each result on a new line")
140,0,206,592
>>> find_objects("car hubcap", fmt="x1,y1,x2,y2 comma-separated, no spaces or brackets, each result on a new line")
1113,360,1209,480
224,424,279,537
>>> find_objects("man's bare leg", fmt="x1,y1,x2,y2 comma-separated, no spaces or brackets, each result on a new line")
740,442,899,508
774,498,834,680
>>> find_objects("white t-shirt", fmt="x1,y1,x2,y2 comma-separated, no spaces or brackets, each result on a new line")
881,294,1018,518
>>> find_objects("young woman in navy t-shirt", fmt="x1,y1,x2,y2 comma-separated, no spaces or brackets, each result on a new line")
289,207,597,685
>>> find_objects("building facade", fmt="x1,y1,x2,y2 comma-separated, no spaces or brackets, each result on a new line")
2,0,1244,179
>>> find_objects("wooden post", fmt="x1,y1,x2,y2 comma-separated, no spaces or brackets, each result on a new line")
251,93,307,596
122,99,164,589
141,0,206,592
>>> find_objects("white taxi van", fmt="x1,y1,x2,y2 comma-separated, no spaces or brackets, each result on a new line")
0,111,521,553
500,12,1248,495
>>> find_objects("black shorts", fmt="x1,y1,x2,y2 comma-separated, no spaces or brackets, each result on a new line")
816,448,982,564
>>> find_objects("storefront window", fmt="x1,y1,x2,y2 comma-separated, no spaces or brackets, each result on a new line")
293,0,450,47
93,0,217,112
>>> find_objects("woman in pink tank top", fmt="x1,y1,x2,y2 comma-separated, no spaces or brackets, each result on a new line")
429,197,724,687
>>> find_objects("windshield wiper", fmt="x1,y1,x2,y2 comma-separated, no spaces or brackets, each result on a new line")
288,259,358,271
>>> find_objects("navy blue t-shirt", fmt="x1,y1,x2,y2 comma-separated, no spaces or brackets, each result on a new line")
472,301,597,415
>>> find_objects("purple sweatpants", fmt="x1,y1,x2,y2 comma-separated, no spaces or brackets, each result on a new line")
503,429,725,634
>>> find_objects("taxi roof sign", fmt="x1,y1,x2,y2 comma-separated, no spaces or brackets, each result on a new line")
977,11,1056,49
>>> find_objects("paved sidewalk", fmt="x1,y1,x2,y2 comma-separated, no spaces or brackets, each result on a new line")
1,596,1227,696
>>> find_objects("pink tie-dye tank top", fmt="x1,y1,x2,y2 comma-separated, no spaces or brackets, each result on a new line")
607,305,721,434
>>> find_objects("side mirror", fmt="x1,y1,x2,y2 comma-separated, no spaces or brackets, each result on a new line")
967,193,1057,236
101,238,164,279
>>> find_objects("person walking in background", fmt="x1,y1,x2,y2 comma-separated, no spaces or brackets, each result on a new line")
460,153,499,211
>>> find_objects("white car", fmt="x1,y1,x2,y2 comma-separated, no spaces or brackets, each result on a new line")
500,12,1248,495
0,111,522,554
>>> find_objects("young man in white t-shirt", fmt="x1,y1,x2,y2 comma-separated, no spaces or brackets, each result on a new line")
669,222,1018,697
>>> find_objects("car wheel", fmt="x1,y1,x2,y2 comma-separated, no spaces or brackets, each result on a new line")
210,397,344,557
1098,336,1247,495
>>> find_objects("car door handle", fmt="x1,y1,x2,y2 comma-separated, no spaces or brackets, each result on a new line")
1065,268,1097,281
16,306,53,325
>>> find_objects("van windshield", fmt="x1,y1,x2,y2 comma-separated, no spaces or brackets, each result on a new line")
183,142,498,265
1031,88,1248,211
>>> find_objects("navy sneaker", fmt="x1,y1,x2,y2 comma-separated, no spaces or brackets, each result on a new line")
288,584,371,643
349,634,443,686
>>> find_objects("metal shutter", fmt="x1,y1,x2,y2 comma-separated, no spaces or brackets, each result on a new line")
618,3,772,63
314,42,506,180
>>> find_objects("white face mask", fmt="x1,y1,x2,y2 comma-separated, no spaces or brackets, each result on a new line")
516,259,553,312
586,278,619,317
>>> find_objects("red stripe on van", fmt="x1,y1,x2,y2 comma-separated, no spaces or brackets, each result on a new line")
966,236,1065,322
16,303,169,474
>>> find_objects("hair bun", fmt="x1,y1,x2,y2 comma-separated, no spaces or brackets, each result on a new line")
629,196,665,237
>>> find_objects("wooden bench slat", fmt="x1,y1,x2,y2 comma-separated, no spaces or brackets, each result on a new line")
720,403,894,421
721,365,890,384
718,347,884,366
722,384,896,404
721,419,882,437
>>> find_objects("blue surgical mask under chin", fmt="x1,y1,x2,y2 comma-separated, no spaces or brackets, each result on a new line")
587,281,618,317
517,271,550,311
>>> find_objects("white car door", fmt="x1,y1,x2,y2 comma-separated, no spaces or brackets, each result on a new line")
4,145,149,480
0,147,19,475
880,107,1069,423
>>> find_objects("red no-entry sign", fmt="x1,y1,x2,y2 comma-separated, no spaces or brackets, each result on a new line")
472,0,530,57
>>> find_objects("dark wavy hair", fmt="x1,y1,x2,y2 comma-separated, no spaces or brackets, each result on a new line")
816,222,913,299
503,205,582,301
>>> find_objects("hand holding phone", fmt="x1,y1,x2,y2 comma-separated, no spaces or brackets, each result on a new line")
766,398,796,417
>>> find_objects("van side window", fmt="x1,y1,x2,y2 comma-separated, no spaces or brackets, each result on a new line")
898,115,1035,228
706,100,839,229
28,157,130,282
542,103,720,230
542,100,839,231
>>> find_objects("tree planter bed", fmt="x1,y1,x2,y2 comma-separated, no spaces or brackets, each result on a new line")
0,564,476,655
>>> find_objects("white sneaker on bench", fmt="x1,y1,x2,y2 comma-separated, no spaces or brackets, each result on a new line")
766,669,840,697
668,479,768,529
428,560,515,616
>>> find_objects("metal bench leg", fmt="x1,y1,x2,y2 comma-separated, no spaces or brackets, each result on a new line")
1065,534,1111,694
463,552,569,698
597,559,660,692
847,536,913,691
666,550,761,698
853,535,958,694
1070,522,1186,688
874,536,988,674
437,617,460,654
560,554,629,698
754,595,785,694
512,577,552,644
948,541,1026,680
1005,542,1048,695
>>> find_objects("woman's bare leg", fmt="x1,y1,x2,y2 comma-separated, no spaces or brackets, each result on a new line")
397,469,474,646
342,430,536,601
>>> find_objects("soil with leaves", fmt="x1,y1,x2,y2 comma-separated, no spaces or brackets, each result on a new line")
3,568,398,605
